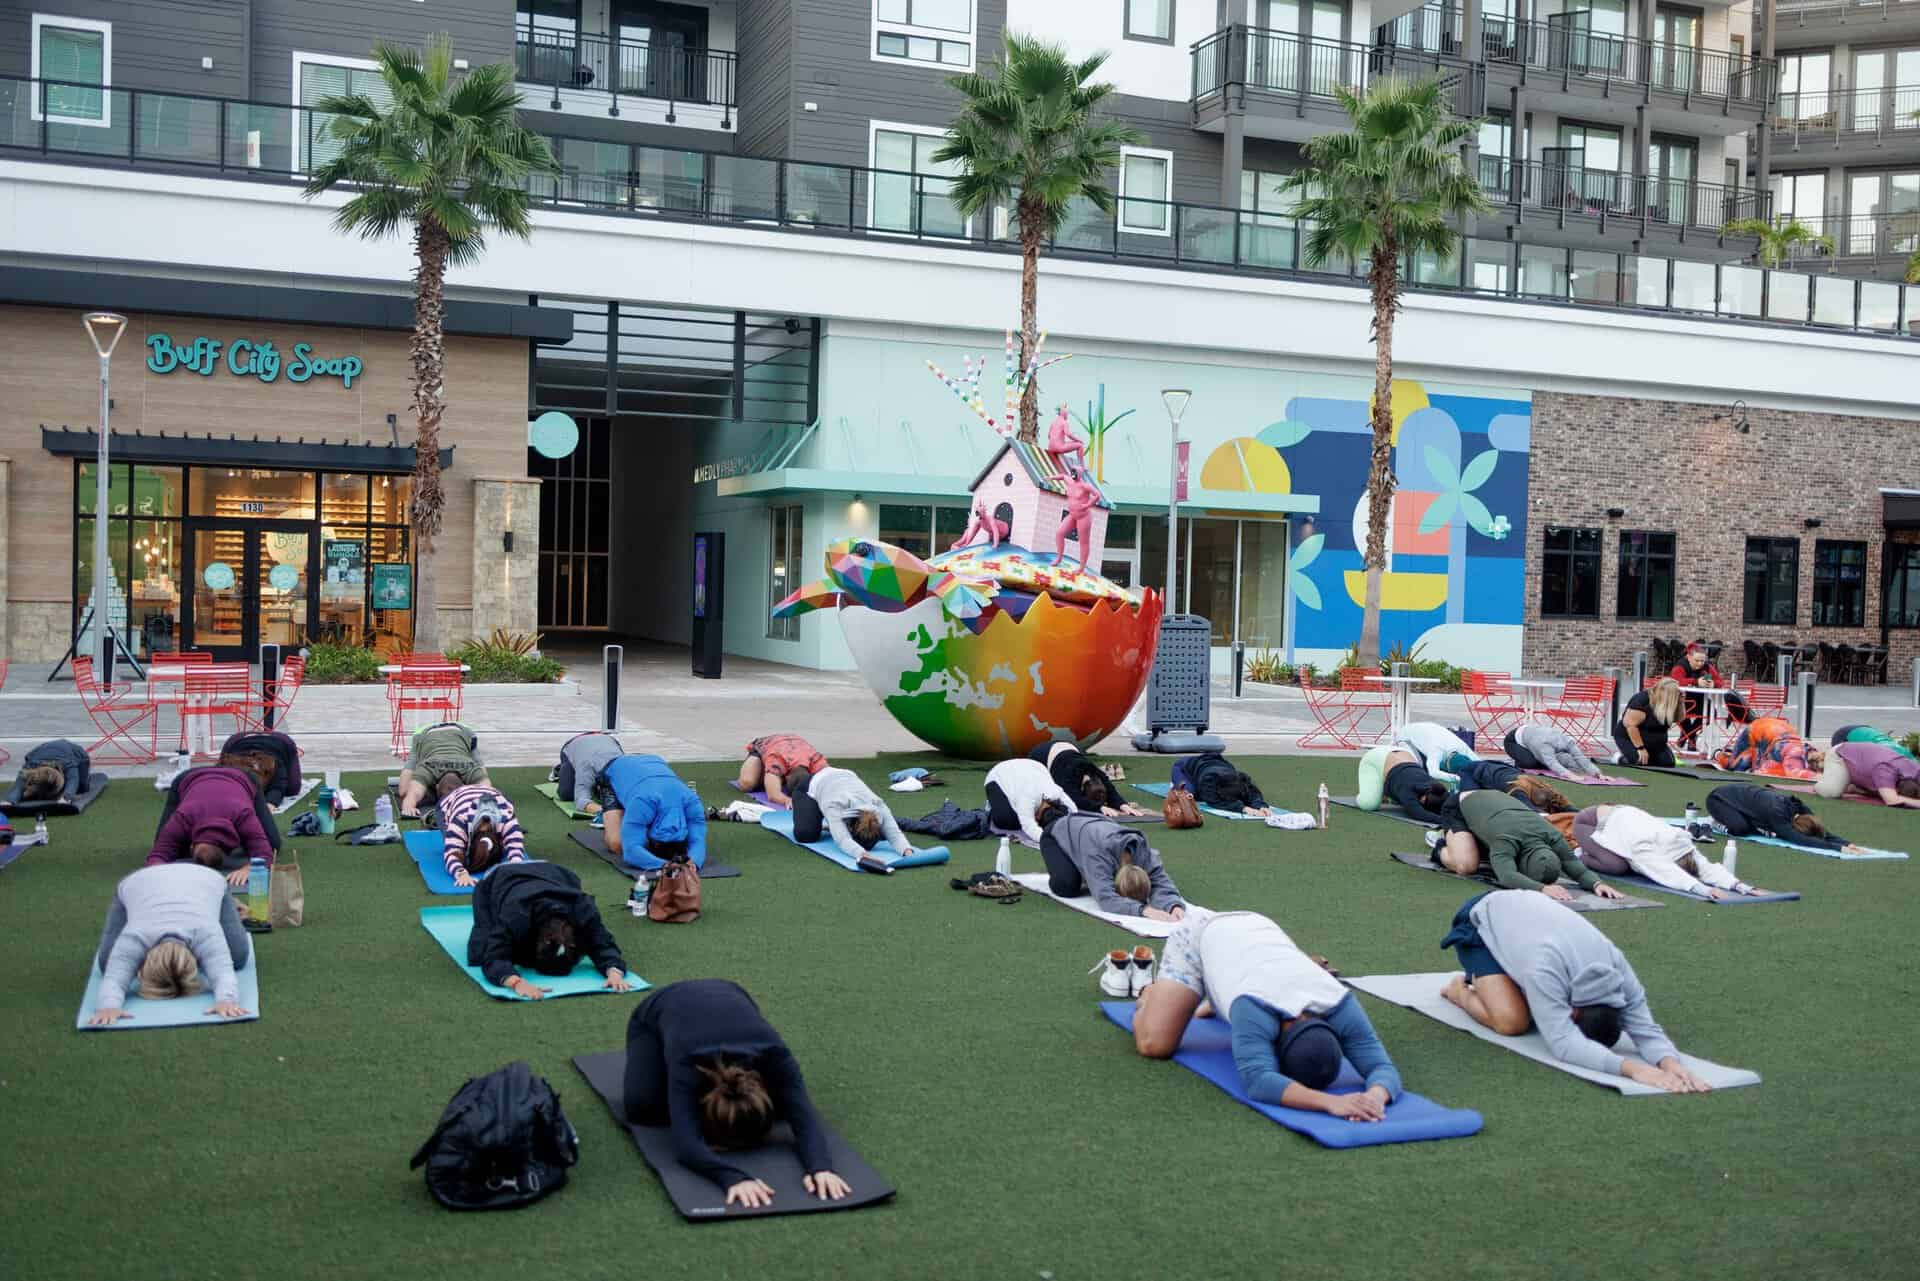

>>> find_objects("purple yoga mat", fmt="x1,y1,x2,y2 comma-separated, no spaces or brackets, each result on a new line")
1524,769,1643,787
727,782,772,804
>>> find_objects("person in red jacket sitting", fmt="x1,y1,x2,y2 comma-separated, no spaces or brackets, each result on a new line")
147,765,274,887
1669,643,1748,751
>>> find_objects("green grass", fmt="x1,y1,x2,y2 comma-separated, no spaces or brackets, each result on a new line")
4,757,1916,1281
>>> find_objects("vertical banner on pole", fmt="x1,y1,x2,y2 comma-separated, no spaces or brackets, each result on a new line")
603,645,622,733
1174,440,1191,502
260,644,281,730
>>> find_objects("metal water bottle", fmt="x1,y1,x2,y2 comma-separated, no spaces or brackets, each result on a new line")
1317,783,1330,830
994,836,1012,877
1722,839,1738,877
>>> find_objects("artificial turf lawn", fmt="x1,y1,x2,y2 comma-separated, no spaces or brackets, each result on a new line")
3,756,1915,1281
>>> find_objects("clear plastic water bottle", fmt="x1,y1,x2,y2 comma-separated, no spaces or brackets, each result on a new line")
1317,783,1330,830
247,857,270,926
1684,800,1698,825
994,836,1012,877
34,816,49,846
375,792,394,827
1723,839,1738,877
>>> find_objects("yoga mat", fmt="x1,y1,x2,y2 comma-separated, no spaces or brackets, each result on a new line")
1097,1002,1482,1148
572,1050,895,1221
0,843,24,872
567,827,741,879
1774,783,1894,807
1133,781,1308,823
1331,796,1437,828
728,782,772,804
418,906,647,1001
1009,873,1202,937
1345,973,1760,1095
268,779,318,815
757,810,949,872
403,830,475,895
1525,770,1642,788
1620,762,1732,781
1388,852,1663,911
535,780,587,820
76,954,260,1031
3,772,110,818
1660,818,1907,862
1599,869,1800,905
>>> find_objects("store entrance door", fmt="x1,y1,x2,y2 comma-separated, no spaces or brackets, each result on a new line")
183,521,317,661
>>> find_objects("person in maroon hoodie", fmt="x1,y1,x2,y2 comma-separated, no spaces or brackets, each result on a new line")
147,765,275,887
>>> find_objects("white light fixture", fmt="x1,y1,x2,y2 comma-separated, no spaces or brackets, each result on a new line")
82,312,130,681
1160,388,1192,425
83,311,127,359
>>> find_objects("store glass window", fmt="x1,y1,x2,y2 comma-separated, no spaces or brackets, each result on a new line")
1540,527,1602,617
1811,539,1867,627
768,504,805,641
189,468,317,519
1885,545,1920,627
880,503,935,558
1236,520,1290,650
129,520,183,653
1744,536,1800,625
1616,530,1675,620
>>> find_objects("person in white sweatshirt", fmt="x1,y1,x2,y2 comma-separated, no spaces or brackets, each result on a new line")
1569,804,1776,900
983,757,1078,843
1393,722,1479,786
89,862,253,1026
788,766,915,863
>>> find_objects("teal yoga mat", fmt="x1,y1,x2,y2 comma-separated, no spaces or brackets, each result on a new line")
77,955,260,1030
756,810,948,871
1662,818,1906,862
418,905,648,1001
1132,781,1307,823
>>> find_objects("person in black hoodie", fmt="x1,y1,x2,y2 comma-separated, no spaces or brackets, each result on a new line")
1705,783,1871,855
1028,741,1153,816
466,862,631,999
623,979,850,1209
1170,752,1272,816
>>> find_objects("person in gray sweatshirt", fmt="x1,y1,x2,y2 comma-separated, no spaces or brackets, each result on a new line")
89,863,253,1026
556,731,623,815
789,767,915,863
1040,811,1185,920
1438,889,1710,1092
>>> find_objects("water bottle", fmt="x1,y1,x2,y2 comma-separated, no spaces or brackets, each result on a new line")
1317,783,1330,830
1722,839,1738,877
246,857,271,928
1684,801,1698,825
994,836,1012,877
375,792,394,828
314,786,336,835
34,816,49,846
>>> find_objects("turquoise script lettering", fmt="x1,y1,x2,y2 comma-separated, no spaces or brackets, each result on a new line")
146,335,362,387
286,343,363,390
226,339,282,383
146,335,222,376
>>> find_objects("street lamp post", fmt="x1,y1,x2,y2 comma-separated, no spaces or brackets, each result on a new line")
1160,389,1192,613
83,312,128,684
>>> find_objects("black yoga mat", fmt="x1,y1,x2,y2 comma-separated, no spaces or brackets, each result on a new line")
571,1050,895,1221
568,827,741,879
1329,795,1437,828
2,772,110,818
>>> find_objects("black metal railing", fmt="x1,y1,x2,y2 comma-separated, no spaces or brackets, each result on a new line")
1479,15,1772,103
1773,83,1920,146
1776,0,1920,19
513,30,736,117
1473,155,1770,229
1775,212,1920,260
1194,26,1480,114
2,76,1915,339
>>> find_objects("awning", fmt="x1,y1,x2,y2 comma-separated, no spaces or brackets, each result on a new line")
41,428,452,474
1883,489,1920,528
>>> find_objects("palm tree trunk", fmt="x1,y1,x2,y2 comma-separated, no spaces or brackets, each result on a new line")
1017,206,1042,444
1358,240,1400,668
408,218,450,653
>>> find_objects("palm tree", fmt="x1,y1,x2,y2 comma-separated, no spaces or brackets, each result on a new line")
937,34,1142,442
302,35,557,652
1905,249,1920,285
1282,76,1490,666
1722,214,1835,267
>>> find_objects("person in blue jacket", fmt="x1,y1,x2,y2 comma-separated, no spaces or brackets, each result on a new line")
602,754,708,871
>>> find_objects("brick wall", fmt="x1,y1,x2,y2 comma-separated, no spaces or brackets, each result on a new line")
1523,390,1920,682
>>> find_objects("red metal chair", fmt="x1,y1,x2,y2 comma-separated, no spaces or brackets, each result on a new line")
390,666,465,756
1539,675,1615,755
73,655,159,765
260,653,306,735
1298,669,1391,749
147,650,214,751
184,664,267,754
1733,680,1788,717
1460,670,1525,741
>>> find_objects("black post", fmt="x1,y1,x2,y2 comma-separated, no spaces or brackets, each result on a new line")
260,643,281,729
1798,671,1816,740
603,644,623,731
1603,665,1624,727
1233,640,1245,698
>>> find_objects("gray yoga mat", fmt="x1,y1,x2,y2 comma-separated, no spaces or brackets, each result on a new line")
3,772,110,818
1388,852,1663,911
569,827,741,879
1331,795,1438,828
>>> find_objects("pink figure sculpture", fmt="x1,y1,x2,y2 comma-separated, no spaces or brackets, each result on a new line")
1046,404,1088,480
1055,475,1098,568
952,493,1010,550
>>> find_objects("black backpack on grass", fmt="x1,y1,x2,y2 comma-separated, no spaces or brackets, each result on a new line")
410,1062,579,1210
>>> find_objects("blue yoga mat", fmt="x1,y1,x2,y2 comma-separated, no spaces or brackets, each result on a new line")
404,830,470,895
0,843,24,872
76,955,261,1031
1098,1001,1482,1149
756,810,949,871
1601,870,1801,905
418,905,648,1001
1662,819,1906,862
1133,781,1307,823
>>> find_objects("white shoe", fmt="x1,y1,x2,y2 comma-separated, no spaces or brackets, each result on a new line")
1129,945,1156,996
1090,949,1134,999
1423,826,1445,853
154,752,191,790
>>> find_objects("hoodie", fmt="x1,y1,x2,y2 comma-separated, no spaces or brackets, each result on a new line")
467,861,624,986
1393,723,1479,785
22,739,90,798
606,754,707,869
147,765,273,867
984,758,1076,841
1042,812,1182,916
1588,805,1740,896
1457,790,1596,892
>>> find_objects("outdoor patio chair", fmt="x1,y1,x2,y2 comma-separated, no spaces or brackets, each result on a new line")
261,654,306,736
183,664,267,753
1461,669,1525,740
1733,680,1788,718
1538,675,1615,755
1831,644,1859,685
1862,645,1889,685
1297,670,1388,750
73,655,158,765
1743,640,1766,681
390,665,465,756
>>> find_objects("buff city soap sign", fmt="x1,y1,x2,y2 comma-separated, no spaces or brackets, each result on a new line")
145,335,364,389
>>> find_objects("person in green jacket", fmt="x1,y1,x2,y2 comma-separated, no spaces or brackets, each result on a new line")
1430,789,1625,904
1829,725,1915,760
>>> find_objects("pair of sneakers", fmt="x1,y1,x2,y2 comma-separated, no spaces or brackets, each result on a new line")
1092,945,1156,998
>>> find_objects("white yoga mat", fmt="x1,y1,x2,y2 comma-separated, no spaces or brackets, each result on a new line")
1008,873,1198,938
1345,972,1760,1095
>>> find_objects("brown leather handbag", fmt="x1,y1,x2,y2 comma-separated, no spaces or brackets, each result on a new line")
647,858,703,923
1163,786,1204,829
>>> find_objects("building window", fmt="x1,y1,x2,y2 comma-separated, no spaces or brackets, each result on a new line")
1119,147,1173,235
1744,536,1800,625
1616,530,1676,621
768,504,805,641
1125,0,1175,42
1539,527,1602,618
1811,539,1868,627
31,14,111,126
293,52,392,171
879,503,969,558
873,0,974,69
515,0,582,84
870,122,967,237
530,416,610,630
1886,544,1920,628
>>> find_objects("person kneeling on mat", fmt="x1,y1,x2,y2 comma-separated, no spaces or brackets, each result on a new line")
789,767,916,864
736,734,829,810
1614,679,1682,768
1172,752,1272,816
1818,740,1920,809
1706,783,1870,855
1356,745,1451,824
1569,805,1772,899
15,739,91,804
1029,741,1151,817
1394,723,1479,785
1829,724,1915,759
603,754,708,872
624,979,849,1209
467,861,631,1000
398,722,489,818
1449,757,1574,814
87,862,253,1025
556,730,624,816
148,763,275,887
1042,809,1184,923
1440,890,1709,1092
985,756,1078,841
1503,723,1604,780
1431,790,1623,901
1132,909,1401,1122
440,784,528,887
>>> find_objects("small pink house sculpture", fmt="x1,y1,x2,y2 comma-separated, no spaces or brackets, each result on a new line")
966,438,1112,566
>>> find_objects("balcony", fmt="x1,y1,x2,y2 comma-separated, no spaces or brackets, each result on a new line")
1771,84,1920,163
514,30,736,129
1774,0,1920,43
1477,155,1770,238
1777,212,1920,277
1191,25,1480,141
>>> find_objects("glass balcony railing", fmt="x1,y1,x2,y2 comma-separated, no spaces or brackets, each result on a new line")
0,76,1913,340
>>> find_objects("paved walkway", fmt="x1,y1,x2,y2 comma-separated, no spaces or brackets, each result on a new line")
5,642,1916,776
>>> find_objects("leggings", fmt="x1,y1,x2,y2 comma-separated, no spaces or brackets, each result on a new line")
1356,745,1393,810
984,781,1021,833
621,1018,672,1126
1612,724,1675,768
1705,790,1761,838
1503,729,1544,771
791,779,825,844
1569,806,1631,874
1037,828,1087,898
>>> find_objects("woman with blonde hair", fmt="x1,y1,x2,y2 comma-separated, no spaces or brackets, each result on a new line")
1614,677,1684,767
88,862,252,1025
623,979,851,1210
1039,810,1185,920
